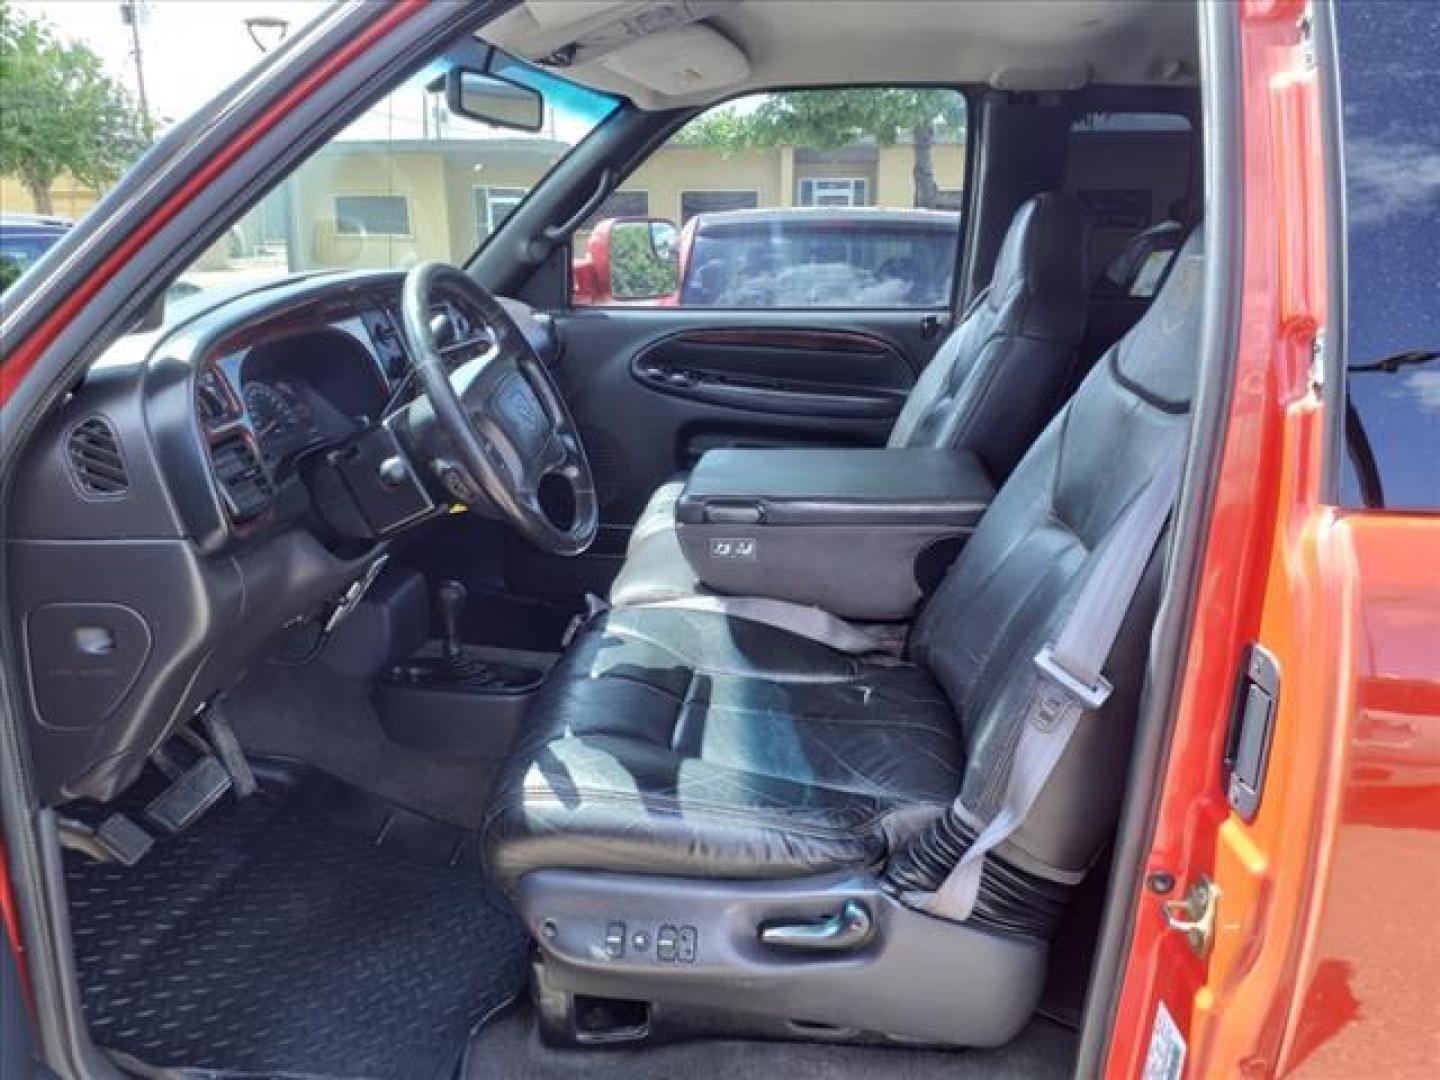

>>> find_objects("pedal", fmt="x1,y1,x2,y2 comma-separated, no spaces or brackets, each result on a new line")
148,739,190,783
200,704,256,798
58,812,154,866
144,754,232,834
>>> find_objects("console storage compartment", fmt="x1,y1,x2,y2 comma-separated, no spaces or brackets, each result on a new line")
675,447,993,620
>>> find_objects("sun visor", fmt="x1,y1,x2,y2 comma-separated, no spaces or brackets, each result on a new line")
598,23,749,100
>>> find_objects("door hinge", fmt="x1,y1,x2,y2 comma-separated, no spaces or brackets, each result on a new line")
1309,328,1328,396
1298,8,1317,71
1163,875,1220,960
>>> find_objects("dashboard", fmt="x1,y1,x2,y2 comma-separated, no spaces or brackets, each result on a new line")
6,269,555,805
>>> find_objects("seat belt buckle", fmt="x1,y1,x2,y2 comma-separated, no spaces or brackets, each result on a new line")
1034,644,1113,710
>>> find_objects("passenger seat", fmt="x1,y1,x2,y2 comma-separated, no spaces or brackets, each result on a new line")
609,192,1093,607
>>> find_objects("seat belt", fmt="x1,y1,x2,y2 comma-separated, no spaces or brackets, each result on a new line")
632,595,904,657
573,593,905,658
920,439,1186,921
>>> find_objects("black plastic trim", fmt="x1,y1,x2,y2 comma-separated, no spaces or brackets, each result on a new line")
516,868,1048,1049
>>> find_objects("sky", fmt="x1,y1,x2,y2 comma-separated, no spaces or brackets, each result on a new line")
15,1,331,128
13,0,606,143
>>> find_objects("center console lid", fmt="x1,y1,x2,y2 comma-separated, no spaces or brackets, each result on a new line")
675,447,994,620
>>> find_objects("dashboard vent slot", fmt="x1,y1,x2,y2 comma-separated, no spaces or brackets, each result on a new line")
210,436,273,521
67,417,129,496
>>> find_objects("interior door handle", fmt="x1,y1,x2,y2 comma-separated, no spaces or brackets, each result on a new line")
759,900,874,952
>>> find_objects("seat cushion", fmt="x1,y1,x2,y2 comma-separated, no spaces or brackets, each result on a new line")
483,606,964,891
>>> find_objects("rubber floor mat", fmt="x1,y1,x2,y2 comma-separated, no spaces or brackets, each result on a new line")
63,785,529,1079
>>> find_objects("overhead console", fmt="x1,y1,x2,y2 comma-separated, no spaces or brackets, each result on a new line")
674,447,994,620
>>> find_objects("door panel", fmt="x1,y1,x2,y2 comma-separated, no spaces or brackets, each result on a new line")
551,306,944,527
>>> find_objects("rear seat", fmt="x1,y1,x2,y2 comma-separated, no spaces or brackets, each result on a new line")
609,192,1092,607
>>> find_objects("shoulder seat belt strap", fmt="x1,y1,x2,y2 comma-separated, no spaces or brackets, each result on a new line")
921,439,1187,921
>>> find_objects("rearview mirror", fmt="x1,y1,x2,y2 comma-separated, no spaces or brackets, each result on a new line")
446,69,544,132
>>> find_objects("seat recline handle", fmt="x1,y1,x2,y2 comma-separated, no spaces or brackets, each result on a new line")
758,899,874,952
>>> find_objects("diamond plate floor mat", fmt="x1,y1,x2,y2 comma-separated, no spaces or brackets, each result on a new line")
63,783,529,1079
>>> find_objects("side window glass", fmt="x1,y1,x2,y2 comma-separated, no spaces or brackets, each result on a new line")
1335,0,1440,509
573,88,968,309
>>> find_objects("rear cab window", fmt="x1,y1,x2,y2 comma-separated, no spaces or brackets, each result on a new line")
1063,110,1196,295
572,87,968,309
1334,0,1440,510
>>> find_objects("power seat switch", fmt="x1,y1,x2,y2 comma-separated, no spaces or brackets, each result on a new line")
1223,643,1280,822
656,925,677,962
604,921,626,959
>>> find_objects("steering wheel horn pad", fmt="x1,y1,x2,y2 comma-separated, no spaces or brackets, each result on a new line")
401,262,597,556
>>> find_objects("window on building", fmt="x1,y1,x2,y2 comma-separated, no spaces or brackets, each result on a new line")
1334,0,1440,509
575,86,968,308
680,190,760,221
475,186,527,238
333,195,411,236
798,178,868,207
585,190,650,228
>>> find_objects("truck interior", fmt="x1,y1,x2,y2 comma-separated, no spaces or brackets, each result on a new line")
2,2,1222,1077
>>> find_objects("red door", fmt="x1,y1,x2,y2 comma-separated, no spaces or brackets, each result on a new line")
1105,3,1440,1077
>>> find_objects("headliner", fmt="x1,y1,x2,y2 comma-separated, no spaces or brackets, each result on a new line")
482,1,1200,110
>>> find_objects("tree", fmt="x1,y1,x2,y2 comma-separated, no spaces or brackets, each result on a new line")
674,88,966,209
0,1,150,213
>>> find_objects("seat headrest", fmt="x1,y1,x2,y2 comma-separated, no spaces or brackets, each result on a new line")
985,192,1091,341
1110,227,1205,411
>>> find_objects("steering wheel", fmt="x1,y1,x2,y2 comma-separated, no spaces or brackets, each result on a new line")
401,262,597,556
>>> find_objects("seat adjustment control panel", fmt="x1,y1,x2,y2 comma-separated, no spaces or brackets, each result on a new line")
591,920,699,964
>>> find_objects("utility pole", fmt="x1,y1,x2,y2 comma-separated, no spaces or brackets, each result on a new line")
118,2,151,128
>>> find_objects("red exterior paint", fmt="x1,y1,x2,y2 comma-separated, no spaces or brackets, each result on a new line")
1106,3,1440,1077
0,838,29,999
0,0,425,404
1286,517,1440,1076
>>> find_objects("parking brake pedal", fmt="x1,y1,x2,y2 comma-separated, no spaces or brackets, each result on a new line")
200,704,256,798
144,754,232,834
58,813,154,866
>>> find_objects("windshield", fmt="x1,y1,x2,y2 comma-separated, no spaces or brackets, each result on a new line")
169,53,617,300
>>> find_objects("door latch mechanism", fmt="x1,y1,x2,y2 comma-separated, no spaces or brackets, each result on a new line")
1163,876,1220,959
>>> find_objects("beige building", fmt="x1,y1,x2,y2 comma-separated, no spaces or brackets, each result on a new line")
3,132,965,274
280,134,965,271
0,172,105,219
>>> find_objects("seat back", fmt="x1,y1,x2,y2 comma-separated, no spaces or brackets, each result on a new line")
887,193,1091,483
907,228,1204,884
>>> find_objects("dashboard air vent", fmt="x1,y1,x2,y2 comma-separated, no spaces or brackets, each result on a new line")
67,417,129,496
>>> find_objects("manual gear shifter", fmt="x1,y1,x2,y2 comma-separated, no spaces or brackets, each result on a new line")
437,579,467,663
384,578,540,691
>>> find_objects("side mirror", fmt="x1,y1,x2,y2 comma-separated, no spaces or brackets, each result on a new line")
445,68,544,132
576,217,680,303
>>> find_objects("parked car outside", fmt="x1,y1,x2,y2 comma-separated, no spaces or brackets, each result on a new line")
573,206,962,307
0,211,71,294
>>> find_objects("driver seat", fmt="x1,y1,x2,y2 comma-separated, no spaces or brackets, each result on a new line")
483,232,1205,1048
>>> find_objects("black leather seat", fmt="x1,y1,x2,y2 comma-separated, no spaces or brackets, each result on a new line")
608,192,1092,607
485,606,963,885
484,230,1204,1048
